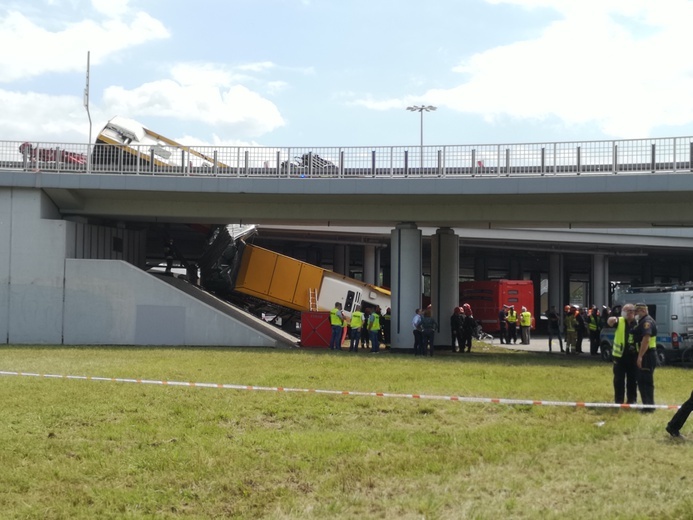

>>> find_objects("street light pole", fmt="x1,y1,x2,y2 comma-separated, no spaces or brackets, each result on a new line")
406,105,437,171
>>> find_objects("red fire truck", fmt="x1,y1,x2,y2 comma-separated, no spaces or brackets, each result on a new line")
459,280,534,333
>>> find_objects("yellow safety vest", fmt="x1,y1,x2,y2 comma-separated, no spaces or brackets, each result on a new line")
520,311,531,327
330,308,343,326
350,311,364,329
506,310,517,323
369,313,380,331
588,315,600,331
612,317,633,358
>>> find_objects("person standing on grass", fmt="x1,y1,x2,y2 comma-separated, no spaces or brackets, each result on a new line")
545,306,564,353
368,306,382,353
460,303,475,353
498,305,508,344
666,390,693,439
329,302,345,351
564,305,577,354
348,305,364,352
450,306,463,352
634,303,657,412
412,308,423,356
607,304,638,405
420,308,438,357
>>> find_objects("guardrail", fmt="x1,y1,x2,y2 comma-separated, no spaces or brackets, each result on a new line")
2,136,693,178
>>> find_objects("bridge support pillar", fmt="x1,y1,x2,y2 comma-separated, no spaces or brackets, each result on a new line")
431,228,459,348
549,253,563,312
390,223,422,350
591,254,609,307
363,245,378,285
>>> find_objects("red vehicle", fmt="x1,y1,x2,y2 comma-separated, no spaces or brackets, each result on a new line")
459,280,534,333
19,142,87,165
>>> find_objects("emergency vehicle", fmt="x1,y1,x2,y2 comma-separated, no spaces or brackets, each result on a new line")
600,283,693,365
459,280,534,333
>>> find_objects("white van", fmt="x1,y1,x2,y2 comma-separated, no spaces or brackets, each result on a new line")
600,283,693,365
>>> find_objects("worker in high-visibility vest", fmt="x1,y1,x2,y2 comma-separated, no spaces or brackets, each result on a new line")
634,303,658,411
520,306,532,345
368,306,382,353
607,303,637,404
329,302,345,351
505,305,518,344
349,305,364,352
588,305,602,356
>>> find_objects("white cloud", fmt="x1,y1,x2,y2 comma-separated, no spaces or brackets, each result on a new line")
102,79,285,136
356,0,693,138
0,88,96,142
0,7,169,83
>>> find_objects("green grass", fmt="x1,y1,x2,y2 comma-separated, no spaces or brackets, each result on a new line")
1,343,691,519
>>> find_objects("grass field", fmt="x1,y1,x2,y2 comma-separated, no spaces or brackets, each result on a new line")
1,343,691,519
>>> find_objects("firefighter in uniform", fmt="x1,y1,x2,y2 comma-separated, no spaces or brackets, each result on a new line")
564,305,577,354
506,305,518,344
348,305,364,352
634,303,658,411
607,304,638,405
329,302,345,351
498,305,508,344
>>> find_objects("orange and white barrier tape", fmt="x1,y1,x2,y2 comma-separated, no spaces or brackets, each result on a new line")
0,370,679,410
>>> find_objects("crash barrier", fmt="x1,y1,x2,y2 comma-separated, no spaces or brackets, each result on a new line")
0,370,679,411
2,136,693,178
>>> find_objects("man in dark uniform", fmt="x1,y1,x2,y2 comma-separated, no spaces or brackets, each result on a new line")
667,390,693,439
634,303,658,412
498,305,508,344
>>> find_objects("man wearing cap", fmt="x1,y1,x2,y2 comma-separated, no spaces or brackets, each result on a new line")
498,305,508,344
633,303,658,412
607,304,638,405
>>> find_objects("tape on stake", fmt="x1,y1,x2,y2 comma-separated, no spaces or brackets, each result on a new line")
0,370,679,410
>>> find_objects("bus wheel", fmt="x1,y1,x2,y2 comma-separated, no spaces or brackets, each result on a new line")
655,347,667,367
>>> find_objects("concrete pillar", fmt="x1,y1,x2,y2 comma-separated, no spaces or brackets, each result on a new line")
363,245,376,285
390,223,422,350
333,244,349,275
591,254,609,307
549,253,562,310
431,228,459,347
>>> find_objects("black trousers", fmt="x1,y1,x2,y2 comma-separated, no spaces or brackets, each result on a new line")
613,353,638,404
589,330,600,355
638,349,657,409
413,330,423,355
499,324,507,344
507,323,517,343
668,390,693,432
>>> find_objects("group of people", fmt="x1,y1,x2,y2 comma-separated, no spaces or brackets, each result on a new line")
329,302,391,354
605,302,693,441
543,304,609,355
498,305,533,345
449,304,478,353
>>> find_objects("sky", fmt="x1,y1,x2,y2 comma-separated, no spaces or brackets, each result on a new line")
2,0,693,148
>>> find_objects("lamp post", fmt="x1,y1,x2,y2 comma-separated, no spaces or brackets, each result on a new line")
406,105,437,171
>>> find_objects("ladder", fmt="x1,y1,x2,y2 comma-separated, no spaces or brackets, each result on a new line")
308,288,318,312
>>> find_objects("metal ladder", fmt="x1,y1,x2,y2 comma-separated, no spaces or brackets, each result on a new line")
308,288,318,312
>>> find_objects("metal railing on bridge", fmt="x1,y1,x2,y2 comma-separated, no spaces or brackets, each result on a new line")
2,136,693,178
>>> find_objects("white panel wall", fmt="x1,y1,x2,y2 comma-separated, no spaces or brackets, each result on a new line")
64,259,278,346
